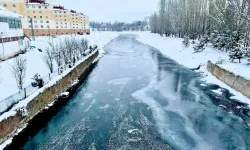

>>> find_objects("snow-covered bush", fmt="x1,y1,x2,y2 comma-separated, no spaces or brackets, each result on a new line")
31,73,44,88
193,41,205,53
215,58,227,65
16,107,28,117
182,36,190,47
229,39,244,63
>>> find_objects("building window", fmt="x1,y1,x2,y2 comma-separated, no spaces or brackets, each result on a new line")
45,6,47,9
13,11,16,13
46,16,48,19
36,30,38,32
47,25,49,28
27,11,30,13
65,19,66,21
12,4,16,7
26,5,29,8
39,6,41,9
32,5,35,8
3,4,7,7
41,25,44,28
56,26,58,28
40,16,42,19
34,16,37,18
33,11,36,13
35,25,38,28
29,25,32,28
40,20,43,23
46,21,49,23
39,11,42,13
34,20,37,23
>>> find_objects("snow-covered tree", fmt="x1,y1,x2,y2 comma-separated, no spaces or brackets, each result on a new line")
10,56,27,90
182,36,190,47
79,38,89,56
229,39,244,63
194,41,205,53
43,46,54,73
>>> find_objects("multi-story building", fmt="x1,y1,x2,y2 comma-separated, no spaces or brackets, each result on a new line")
0,6,30,60
0,0,90,36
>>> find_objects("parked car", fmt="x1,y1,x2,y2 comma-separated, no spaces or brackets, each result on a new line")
77,32,83,35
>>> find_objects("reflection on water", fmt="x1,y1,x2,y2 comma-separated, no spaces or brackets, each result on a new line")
24,35,250,150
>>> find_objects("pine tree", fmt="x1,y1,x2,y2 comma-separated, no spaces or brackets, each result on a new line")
182,36,190,47
194,41,205,53
229,39,244,63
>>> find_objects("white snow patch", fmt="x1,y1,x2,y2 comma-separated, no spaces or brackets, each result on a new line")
60,92,69,97
128,129,140,134
100,104,110,109
200,84,206,87
212,89,223,95
83,93,93,99
219,105,227,109
107,78,131,85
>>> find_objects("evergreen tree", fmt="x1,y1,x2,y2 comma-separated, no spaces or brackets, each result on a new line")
182,36,190,47
229,39,244,63
194,41,205,53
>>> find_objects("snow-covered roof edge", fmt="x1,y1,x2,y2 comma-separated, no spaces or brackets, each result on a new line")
0,6,22,18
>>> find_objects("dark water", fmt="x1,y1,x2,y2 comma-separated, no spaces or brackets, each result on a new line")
23,35,250,150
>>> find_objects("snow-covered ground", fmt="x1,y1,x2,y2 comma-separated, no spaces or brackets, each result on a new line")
0,32,119,113
134,32,250,104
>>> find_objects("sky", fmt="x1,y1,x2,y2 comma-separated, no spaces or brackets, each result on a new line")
47,0,158,23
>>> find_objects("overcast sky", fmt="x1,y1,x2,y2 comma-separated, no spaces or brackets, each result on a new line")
47,0,158,22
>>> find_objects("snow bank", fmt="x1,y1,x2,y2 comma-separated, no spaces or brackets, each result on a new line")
135,32,250,104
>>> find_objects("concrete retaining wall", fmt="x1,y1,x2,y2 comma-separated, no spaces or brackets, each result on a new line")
0,51,99,144
207,61,250,100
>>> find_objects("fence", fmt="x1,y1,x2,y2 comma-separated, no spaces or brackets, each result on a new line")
0,67,61,115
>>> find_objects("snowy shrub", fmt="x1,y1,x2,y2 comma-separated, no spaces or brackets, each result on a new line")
16,107,28,117
182,36,190,47
193,41,205,53
215,58,227,65
31,73,44,88
229,40,244,63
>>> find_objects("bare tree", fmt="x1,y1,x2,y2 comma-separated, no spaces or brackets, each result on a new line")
10,56,27,90
64,37,74,63
79,38,89,57
43,46,54,73
53,43,62,68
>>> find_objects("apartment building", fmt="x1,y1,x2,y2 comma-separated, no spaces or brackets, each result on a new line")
0,6,30,59
0,0,90,36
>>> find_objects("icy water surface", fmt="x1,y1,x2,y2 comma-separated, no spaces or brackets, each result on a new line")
23,35,250,150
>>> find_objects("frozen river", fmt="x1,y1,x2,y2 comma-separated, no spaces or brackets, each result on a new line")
23,34,250,150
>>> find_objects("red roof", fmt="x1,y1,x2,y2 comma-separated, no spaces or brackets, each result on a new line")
27,0,45,4
53,5,64,10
